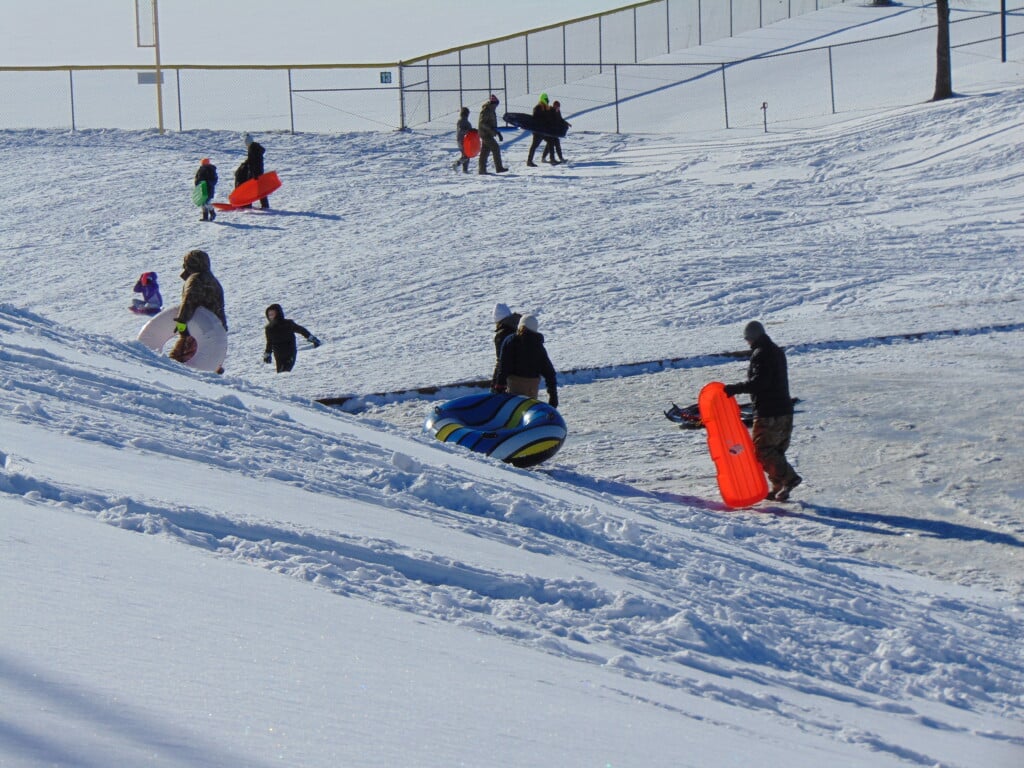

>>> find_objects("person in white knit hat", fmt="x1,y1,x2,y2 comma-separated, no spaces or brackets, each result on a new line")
495,313,558,407
490,302,521,392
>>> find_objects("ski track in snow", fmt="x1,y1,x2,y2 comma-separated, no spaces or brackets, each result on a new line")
2,54,1024,763
2,305,1023,757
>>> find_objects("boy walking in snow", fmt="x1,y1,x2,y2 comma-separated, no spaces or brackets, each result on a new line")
194,158,218,222
263,304,321,373
453,107,473,173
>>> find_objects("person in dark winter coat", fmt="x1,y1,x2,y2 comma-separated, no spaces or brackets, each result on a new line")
194,157,218,221
453,107,473,173
170,249,227,367
490,302,522,392
477,95,508,175
240,132,269,209
263,304,321,373
526,92,553,167
495,314,558,407
723,320,801,500
541,100,569,164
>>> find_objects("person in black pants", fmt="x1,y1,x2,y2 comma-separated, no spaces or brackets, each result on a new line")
241,132,270,209
263,304,321,373
723,321,801,500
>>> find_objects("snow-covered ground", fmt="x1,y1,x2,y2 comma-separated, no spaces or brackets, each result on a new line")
2,5,1023,767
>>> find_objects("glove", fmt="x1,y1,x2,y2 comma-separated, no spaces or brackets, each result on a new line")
308,336,321,348
722,384,737,397
497,132,503,141
548,390,559,409
174,321,188,335
263,353,272,364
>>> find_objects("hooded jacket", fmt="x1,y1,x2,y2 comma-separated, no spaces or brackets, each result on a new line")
478,101,500,140
194,162,218,197
246,140,265,179
728,333,793,418
175,249,227,330
264,304,313,357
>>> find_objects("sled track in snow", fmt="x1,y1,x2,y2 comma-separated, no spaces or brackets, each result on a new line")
321,322,1024,412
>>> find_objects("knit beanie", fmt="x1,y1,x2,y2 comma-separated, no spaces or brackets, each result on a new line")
518,314,539,333
493,302,512,323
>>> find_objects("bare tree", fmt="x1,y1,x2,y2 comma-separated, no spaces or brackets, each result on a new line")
933,0,953,100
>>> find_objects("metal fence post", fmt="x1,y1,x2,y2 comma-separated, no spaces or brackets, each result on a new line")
525,34,530,94
68,69,76,131
665,0,671,53
288,68,295,133
614,63,620,133
721,63,729,129
828,48,836,114
176,69,183,131
398,63,406,131
562,24,567,85
633,7,639,64
426,59,432,123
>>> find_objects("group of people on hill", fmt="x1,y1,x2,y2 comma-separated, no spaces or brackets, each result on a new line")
168,133,322,374
526,93,569,167
192,132,270,221
180,124,800,499
457,92,570,175
485,305,800,501
157,248,321,375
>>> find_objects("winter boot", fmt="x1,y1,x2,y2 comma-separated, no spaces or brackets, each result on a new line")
208,207,216,222
775,475,802,502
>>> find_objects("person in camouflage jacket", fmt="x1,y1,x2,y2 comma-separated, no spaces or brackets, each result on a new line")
477,95,508,175
169,249,227,365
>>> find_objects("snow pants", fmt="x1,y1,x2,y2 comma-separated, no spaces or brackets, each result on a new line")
752,414,798,491
478,135,503,173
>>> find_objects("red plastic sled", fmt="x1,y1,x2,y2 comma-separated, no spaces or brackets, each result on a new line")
698,382,768,508
215,171,282,210
462,129,481,158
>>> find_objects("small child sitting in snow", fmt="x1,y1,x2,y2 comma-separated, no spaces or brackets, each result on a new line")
130,272,163,315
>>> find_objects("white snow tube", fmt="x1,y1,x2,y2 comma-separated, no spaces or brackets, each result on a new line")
138,305,228,372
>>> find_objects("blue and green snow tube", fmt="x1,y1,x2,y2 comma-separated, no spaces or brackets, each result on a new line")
424,393,566,468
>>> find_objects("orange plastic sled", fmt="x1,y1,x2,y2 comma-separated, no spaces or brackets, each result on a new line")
224,171,282,208
698,382,768,508
462,129,481,158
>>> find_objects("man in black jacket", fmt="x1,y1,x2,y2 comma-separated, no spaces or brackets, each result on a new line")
723,321,801,500
495,314,558,407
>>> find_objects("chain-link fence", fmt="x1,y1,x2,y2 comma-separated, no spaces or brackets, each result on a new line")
0,0,1020,134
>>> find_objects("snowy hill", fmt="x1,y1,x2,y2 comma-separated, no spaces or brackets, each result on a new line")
2,5,1024,767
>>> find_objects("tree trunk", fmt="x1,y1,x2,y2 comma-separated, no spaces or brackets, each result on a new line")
933,0,953,100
